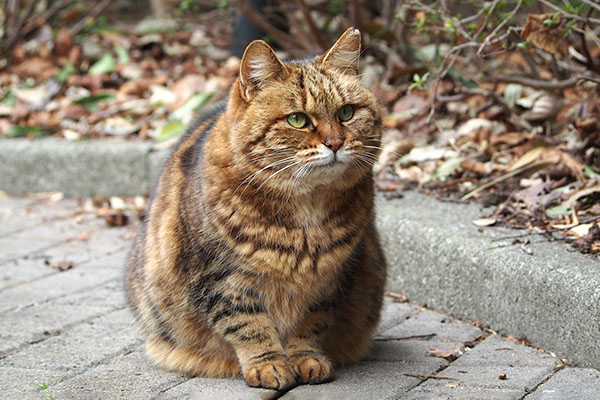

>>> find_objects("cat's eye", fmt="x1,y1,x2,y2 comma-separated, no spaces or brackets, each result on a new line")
287,113,308,128
337,105,354,122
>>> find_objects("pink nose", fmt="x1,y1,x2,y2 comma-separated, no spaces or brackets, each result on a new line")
324,137,343,152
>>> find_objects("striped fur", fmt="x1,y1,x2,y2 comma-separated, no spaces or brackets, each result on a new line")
125,28,386,390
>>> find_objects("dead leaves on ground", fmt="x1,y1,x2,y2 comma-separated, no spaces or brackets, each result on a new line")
0,20,235,141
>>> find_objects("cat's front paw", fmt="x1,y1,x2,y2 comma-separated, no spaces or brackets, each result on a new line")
290,352,334,384
243,358,299,390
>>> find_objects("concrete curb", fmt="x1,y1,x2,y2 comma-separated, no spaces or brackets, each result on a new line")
377,192,600,370
0,138,168,197
2,138,599,370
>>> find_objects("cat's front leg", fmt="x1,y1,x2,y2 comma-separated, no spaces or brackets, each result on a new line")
285,301,335,384
209,298,298,390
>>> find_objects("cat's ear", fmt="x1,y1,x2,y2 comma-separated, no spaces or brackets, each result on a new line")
239,40,288,101
321,27,361,75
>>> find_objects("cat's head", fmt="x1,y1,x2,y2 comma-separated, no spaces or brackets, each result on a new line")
228,28,381,194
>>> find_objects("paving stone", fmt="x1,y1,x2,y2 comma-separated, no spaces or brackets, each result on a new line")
46,346,187,400
3,308,139,374
281,361,422,399
0,257,123,313
0,303,112,358
157,377,277,400
376,299,420,334
525,367,600,400
0,198,79,237
0,257,54,291
0,367,63,400
380,308,484,344
409,335,558,399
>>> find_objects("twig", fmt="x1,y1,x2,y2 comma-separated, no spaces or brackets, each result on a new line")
477,0,523,55
461,161,556,201
491,215,600,242
375,333,437,341
69,0,112,37
580,0,600,13
237,0,300,54
489,74,580,90
473,0,501,38
404,373,458,381
384,291,409,302
538,0,600,24
296,0,327,50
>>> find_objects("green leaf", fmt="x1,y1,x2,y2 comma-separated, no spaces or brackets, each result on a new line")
546,205,573,218
584,165,600,180
8,125,54,138
503,83,522,109
432,157,464,181
88,53,115,75
56,63,76,83
157,121,187,142
169,92,214,122
1,90,15,107
114,45,130,65
448,69,478,89
73,93,116,112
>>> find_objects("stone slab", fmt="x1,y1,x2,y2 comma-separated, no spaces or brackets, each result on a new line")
46,346,187,400
409,334,558,399
525,367,600,400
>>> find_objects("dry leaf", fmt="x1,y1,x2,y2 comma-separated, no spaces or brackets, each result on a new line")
105,211,129,227
427,344,463,361
509,147,545,172
522,13,567,56
45,260,73,271
472,218,496,227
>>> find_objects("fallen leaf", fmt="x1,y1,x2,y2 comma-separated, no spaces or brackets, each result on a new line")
509,147,545,172
472,218,496,227
384,291,409,303
567,223,593,238
522,13,567,56
88,53,116,75
105,211,129,227
427,344,463,361
44,260,73,271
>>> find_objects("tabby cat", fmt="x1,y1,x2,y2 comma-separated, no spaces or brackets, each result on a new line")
125,27,386,390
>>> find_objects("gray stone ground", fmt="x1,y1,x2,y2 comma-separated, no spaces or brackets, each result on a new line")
1,198,599,399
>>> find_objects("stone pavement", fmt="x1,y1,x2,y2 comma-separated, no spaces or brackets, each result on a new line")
1,197,599,400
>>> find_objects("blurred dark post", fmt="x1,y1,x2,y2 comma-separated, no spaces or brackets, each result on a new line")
230,0,266,58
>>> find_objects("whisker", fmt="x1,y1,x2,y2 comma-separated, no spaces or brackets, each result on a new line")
233,156,296,196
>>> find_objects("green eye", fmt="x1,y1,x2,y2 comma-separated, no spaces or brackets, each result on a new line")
337,105,354,122
287,113,308,128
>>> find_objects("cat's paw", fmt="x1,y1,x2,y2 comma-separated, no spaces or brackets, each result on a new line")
243,359,299,390
291,353,334,384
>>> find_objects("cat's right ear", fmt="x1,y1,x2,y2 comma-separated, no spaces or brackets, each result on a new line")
239,41,288,102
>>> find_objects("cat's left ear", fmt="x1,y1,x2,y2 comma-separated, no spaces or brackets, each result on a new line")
239,40,289,101
321,27,361,75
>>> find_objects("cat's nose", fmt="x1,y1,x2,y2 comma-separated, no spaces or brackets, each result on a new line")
324,137,344,152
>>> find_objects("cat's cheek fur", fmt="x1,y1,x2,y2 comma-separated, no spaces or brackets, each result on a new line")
125,28,386,390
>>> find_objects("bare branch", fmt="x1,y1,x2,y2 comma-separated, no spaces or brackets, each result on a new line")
538,0,600,24
477,0,523,56
237,0,301,54
489,74,580,90
296,0,327,50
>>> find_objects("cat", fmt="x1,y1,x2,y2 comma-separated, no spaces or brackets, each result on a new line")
125,27,386,390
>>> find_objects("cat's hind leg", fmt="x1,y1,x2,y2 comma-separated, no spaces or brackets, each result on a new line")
145,333,240,378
